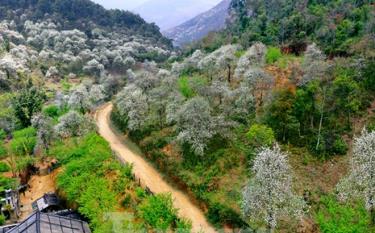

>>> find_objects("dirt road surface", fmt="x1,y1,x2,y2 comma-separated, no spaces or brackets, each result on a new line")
95,103,216,233
19,169,59,219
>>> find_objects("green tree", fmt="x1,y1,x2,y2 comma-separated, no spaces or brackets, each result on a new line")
10,127,37,156
332,75,361,127
12,84,46,128
246,124,275,147
265,89,299,142
293,81,319,134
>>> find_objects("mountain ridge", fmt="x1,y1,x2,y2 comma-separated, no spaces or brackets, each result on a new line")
134,0,222,30
163,0,231,47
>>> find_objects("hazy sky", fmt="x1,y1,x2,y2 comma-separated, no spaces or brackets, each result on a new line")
92,0,148,10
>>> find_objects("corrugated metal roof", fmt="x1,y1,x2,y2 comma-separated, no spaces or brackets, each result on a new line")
5,211,91,233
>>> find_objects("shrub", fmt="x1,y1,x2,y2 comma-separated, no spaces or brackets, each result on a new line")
246,124,275,148
135,187,147,200
10,127,37,156
0,176,17,192
78,178,116,228
206,202,246,227
43,105,67,119
121,194,132,208
175,218,192,233
333,137,348,155
0,129,6,140
0,162,9,172
178,76,195,99
266,47,282,64
316,196,371,233
138,193,177,231
0,144,7,159
0,214,5,226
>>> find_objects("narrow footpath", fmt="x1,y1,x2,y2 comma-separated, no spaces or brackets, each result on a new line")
95,103,216,233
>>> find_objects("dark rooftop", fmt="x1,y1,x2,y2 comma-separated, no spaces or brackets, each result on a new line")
32,193,60,212
5,211,91,233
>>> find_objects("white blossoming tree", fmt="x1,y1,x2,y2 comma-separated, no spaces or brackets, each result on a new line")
31,113,54,153
54,111,95,138
234,42,267,79
68,85,91,112
300,43,329,86
242,67,274,107
45,66,60,81
88,84,106,108
83,59,105,80
337,129,375,224
242,145,306,232
175,97,214,155
115,84,149,131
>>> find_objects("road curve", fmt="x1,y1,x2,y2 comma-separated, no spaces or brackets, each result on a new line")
95,103,216,233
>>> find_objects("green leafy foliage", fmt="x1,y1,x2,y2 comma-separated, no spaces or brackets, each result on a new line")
175,218,192,233
0,144,7,159
246,124,275,148
78,178,116,227
138,193,178,231
43,105,67,120
10,127,37,156
0,161,10,172
332,137,349,155
177,76,206,99
265,89,299,143
195,0,372,56
178,76,195,99
0,175,17,192
12,85,46,128
316,196,371,233
52,134,117,228
0,129,6,140
266,47,282,64
0,214,5,226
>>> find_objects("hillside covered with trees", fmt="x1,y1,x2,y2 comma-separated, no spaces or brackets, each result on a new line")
0,0,172,48
0,0,374,233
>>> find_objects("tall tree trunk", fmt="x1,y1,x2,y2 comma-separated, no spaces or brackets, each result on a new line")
227,65,231,83
316,88,326,151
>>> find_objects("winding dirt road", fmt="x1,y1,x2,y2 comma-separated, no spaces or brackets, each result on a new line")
95,103,216,233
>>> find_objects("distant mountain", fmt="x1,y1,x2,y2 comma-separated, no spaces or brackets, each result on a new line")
164,0,231,46
0,0,172,48
134,0,221,30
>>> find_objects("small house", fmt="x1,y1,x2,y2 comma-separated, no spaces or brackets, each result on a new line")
31,193,61,213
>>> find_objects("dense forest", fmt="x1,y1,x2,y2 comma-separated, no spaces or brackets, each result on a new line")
0,0,374,233
190,0,374,56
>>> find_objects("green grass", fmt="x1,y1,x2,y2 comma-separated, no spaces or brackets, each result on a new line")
316,195,373,233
